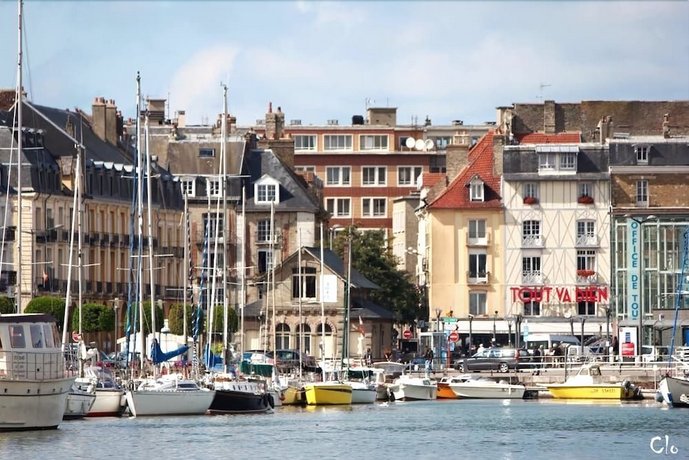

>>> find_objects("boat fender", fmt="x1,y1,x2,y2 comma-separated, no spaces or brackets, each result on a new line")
654,391,665,403
267,393,275,409
622,380,632,391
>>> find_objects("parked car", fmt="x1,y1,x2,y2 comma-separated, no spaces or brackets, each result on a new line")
267,349,319,371
641,345,670,363
454,347,531,373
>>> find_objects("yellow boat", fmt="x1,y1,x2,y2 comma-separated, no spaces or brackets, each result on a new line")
304,382,352,405
545,363,641,400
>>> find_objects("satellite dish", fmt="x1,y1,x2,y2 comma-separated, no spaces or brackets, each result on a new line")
564,311,572,319
425,139,435,151
414,139,425,151
405,137,416,149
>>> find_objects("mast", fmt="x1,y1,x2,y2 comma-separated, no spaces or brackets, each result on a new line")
145,112,157,348
221,83,229,374
319,223,326,370
135,72,145,372
270,202,276,354
341,232,352,370
297,229,303,378
182,193,189,340
240,186,246,360
15,0,23,312
61,145,81,351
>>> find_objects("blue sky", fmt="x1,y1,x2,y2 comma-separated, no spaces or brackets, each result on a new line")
1,1,688,126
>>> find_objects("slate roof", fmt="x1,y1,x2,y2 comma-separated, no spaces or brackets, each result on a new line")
242,149,320,213
427,131,502,209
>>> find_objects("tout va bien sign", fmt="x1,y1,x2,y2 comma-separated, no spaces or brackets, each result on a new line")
510,285,609,303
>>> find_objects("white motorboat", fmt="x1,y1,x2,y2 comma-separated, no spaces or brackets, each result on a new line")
390,375,437,401
0,313,76,431
125,374,215,417
349,380,377,404
84,366,125,417
64,378,96,419
449,375,526,399
658,374,689,408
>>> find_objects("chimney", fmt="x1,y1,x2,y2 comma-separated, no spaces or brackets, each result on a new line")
597,116,612,144
662,113,670,138
92,97,106,141
264,103,285,140
445,131,470,181
175,110,186,128
105,99,118,144
146,98,166,125
492,134,504,177
543,100,556,134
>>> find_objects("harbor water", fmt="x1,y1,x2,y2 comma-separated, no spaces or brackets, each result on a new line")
1,399,687,460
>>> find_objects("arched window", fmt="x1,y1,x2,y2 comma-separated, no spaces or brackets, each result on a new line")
276,323,290,350
296,323,312,355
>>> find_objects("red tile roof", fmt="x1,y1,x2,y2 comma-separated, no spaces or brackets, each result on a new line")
516,132,581,144
428,131,502,209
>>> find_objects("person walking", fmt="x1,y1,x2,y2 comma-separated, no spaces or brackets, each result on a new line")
424,347,434,374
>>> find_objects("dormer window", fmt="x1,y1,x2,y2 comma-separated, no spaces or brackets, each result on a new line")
635,145,649,164
469,176,484,202
254,175,279,204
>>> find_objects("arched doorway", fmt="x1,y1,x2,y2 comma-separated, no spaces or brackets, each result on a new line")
316,323,335,361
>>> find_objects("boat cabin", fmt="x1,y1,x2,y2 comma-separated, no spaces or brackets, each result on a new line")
0,314,65,380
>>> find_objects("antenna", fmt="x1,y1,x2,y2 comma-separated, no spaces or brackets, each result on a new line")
538,82,552,101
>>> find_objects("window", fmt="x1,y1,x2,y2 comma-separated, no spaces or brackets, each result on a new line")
292,267,317,299
577,249,596,272
636,180,648,205
207,178,222,197
257,249,273,274
276,323,290,349
538,153,556,171
470,177,484,202
522,290,541,316
294,135,316,151
254,176,280,204
522,256,542,283
560,153,577,170
578,182,592,198
203,212,224,239
9,324,26,348
257,219,272,242
536,146,579,173
362,167,386,186
635,145,649,164
469,292,487,316
576,220,596,246
468,252,487,279
257,184,276,202
397,166,422,186
326,198,351,217
30,324,44,348
468,219,486,239
362,198,386,217
359,135,388,151
578,300,596,316
326,166,351,186
522,220,541,247
432,137,451,150
324,135,352,151
524,183,539,199
296,324,312,355
199,147,215,157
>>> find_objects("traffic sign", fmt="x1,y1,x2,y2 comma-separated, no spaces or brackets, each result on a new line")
403,329,412,339
72,331,81,342
448,331,459,343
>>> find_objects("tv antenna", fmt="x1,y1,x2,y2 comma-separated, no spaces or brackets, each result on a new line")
538,82,552,101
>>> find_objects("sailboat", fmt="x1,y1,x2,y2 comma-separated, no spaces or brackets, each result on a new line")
204,85,273,415
657,226,689,407
0,0,75,431
303,226,352,406
123,74,214,417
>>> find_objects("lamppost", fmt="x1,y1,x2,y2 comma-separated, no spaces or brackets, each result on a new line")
492,310,498,343
468,314,474,354
112,297,120,355
605,305,611,345
624,214,657,357
515,314,523,349
506,317,513,347
328,224,342,251
579,317,586,360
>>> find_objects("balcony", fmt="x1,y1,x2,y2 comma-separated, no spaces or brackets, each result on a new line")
521,235,544,248
466,233,490,247
522,270,544,285
467,271,490,285
576,269,599,284
575,235,599,248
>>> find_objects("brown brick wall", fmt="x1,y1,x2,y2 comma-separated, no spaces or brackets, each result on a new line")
612,174,689,208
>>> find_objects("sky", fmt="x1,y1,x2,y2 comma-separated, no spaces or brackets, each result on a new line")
1,1,688,127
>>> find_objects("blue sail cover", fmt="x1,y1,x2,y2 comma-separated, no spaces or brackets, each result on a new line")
150,339,190,365
203,343,222,370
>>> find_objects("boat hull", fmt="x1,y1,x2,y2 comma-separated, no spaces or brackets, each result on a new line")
125,388,215,416
0,377,74,431
63,390,96,420
87,388,126,417
209,389,273,414
304,382,352,405
391,381,437,401
450,382,525,399
437,382,458,399
349,382,377,404
280,385,306,405
658,376,689,407
546,384,630,400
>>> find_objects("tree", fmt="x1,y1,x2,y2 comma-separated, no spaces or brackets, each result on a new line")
25,296,66,330
70,303,114,332
333,227,422,323
122,301,163,336
0,296,15,314
167,303,193,336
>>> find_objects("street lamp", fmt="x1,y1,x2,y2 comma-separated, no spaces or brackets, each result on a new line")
434,308,442,371
506,317,513,347
579,317,586,359
492,310,498,343
328,224,342,251
112,297,120,355
624,213,658,357
468,314,474,354
515,314,523,349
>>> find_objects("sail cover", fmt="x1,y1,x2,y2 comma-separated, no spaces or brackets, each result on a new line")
150,339,190,364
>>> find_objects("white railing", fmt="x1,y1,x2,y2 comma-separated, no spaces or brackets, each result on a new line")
522,235,544,248
522,271,543,284
575,235,599,247
0,350,71,380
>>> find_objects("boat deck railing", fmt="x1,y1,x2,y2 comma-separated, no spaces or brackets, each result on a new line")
0,350,74,380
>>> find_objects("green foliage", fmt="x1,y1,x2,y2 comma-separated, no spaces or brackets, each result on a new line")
123,301,164,335
334,227,422,323
0,296,15,314
167,303,193,336
70,303,114,332
25,296,66,330
207,305,239,334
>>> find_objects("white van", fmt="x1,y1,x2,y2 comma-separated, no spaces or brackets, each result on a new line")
524,334,580,351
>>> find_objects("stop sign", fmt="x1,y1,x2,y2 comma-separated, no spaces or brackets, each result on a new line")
449,331,459,343
403,329,412,339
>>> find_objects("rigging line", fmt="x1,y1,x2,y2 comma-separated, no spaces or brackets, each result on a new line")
21,9,33,102
0,107,19,282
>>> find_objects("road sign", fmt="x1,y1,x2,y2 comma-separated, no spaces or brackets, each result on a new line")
72,331,81,342
448,331,459,343
443,317,458,323
403,329,412,339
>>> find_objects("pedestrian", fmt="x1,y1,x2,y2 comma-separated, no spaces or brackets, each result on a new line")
424,347,434,374
365,348,373,366
532,345,542,375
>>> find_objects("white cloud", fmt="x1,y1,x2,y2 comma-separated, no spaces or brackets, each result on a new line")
168,45,239,123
